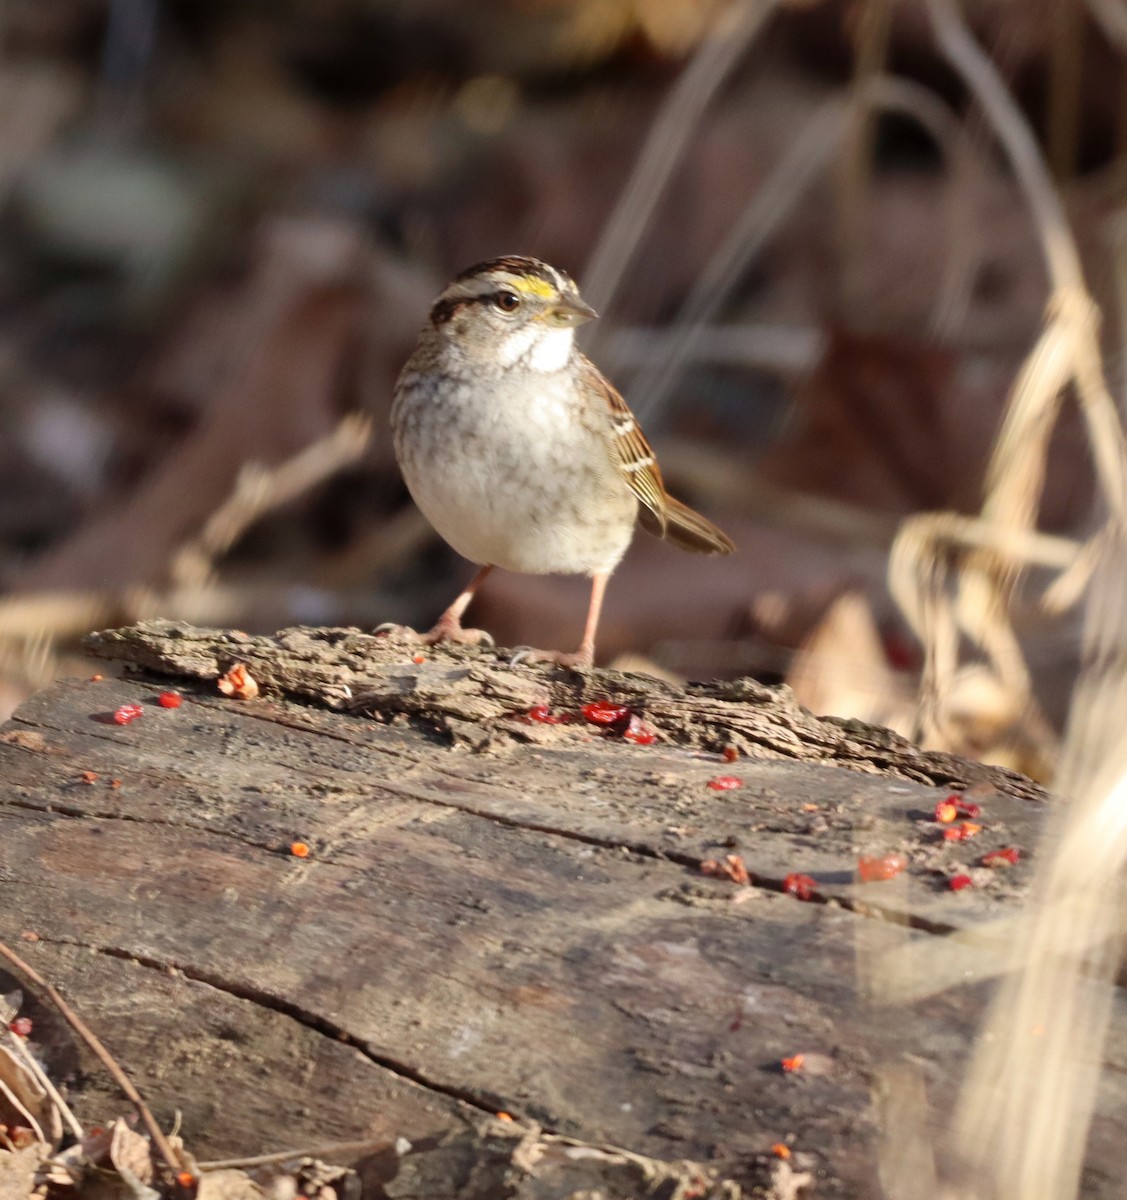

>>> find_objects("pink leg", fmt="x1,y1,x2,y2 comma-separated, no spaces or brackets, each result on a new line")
424,564,494,645
515,571,609,669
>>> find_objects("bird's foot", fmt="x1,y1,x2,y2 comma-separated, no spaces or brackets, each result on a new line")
375,619,494,648
510,645,594,670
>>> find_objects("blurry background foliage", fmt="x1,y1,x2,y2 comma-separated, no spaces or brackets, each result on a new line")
0,0,1124,781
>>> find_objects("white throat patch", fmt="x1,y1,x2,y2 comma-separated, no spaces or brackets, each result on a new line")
527,327,574,372
497,325,574,372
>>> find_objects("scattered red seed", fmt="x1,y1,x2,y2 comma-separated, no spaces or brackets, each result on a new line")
109,778,122,789
495,1112,513,1123
783,873,816,901
8,1017,32,1038
290,842,310,859
623,714,657,744
934,799,958,824
981,846,1021,867
701,854,750,886
112,704,143,725
89,674,104,683
781,1054,805,1074
942,822,982,842
708,775,743,791
80,770,98,785
857,853,906,883
582,700,630,726
19,931,39,942
412,654,426,664
771,1143,792,1160
527,704,566,724
176,1172,197,1189
9,1128,35,1149
158,691,182,709
721,745,739,763
948,873,973,892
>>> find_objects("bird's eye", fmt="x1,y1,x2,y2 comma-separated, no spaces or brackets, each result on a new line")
495,290,521,313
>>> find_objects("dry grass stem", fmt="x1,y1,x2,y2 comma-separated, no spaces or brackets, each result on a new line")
629,95,847,419
889,0,1127,761
944,543,1127,1200
632,74,987,421
198,1140,392,1172
3,1029,83,1142
0,940,188,1183
168,412,373,588
582,0,777,319
1085,0,1127,52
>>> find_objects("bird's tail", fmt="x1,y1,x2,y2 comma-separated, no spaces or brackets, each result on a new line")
644,495,735,555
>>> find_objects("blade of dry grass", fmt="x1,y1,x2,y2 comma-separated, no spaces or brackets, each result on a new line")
948,541,1127,1200
889,0,1127,762
630,74,989,421
168,412,373,589
582,0,778,319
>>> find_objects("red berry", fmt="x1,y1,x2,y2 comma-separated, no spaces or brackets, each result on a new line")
112,704,143,725
783,873,816,900
857,854,907,883
942,822,981,842
8,1017,32,1038
622,714,656,745
158,691,182,709
934,799,958,824
582,700,630,726
981,846,1020,867
948,873,973,892
708,775,743,791
954,799,982,819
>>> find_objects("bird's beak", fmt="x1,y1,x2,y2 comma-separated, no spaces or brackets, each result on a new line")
543,297,598,328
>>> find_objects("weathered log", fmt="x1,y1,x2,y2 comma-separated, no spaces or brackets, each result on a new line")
2,622,1120,1198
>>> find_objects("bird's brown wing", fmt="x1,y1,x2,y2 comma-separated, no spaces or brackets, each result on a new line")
576,354,735,556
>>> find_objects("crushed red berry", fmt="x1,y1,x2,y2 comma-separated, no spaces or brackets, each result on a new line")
527,704,565,724
158,691,182,709
948,873,973,891
8,1017,32,1038
981,846,1021,867
708,775,743,791
934,799,958,824
857,853,906,883
112,704,143,725
942,822,981,842
954,799,982,819
783,873,816,900
582,700,630,726
622,714,656,744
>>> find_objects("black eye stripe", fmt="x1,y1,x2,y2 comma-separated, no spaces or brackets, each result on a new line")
431,290,531,324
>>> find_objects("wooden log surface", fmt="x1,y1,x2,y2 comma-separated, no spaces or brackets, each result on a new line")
0,621,1124,1198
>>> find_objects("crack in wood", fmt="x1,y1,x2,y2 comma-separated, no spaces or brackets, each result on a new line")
24,933,516,1123
370,777,962,937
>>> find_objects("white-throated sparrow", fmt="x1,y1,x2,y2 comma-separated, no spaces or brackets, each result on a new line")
390,255,734,668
